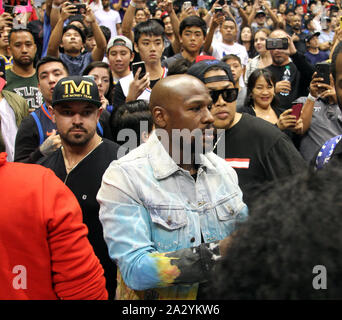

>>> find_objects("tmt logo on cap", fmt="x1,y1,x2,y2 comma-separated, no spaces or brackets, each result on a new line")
52,76,102,108
62,79,94,98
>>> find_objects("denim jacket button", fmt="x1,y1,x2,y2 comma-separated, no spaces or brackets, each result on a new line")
190,237,195,243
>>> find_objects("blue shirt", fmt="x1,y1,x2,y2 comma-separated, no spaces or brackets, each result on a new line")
97,131,248,299
42,13,51,58
59,52,93,76
304,51,329,65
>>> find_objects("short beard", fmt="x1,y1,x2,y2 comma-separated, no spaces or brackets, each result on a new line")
60,128,95,147
64,46,82,55
13,57,34,67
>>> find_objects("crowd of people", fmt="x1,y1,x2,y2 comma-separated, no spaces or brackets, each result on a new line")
2,0,342,300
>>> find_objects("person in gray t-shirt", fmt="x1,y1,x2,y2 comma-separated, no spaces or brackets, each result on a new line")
296,74,342,162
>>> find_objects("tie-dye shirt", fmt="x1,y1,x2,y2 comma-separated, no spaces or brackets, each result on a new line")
97,131,248,300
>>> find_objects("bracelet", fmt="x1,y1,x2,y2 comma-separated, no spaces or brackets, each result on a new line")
130,1,136,7
307,93,317,102
208,10,213,16
52,4,61,9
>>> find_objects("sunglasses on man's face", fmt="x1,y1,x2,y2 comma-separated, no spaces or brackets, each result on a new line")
209,88,239,104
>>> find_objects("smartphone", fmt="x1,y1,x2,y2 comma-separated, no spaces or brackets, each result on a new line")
291,103,303,120
215,7,223,13
266,38,288,50
132,61,146,80
69,0,86,14
183,1,192,10
74,3,86,14
315,62,330,84
0,57,6,81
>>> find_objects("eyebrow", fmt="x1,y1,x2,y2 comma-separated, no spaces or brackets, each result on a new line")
40,69,63,75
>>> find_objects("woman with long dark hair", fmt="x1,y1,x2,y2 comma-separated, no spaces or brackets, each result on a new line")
241,68,302,133
238,25,257,59
83,61,114,113
244,28,273,84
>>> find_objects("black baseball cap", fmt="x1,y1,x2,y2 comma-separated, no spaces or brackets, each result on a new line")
305,31,320,42
186,59,235,84
52,76,102,108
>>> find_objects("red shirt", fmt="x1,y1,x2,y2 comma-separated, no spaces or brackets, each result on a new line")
0,153,108,299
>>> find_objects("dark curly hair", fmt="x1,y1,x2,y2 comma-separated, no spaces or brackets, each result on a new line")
207,165,342,299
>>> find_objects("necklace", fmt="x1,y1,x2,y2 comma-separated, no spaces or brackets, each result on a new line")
62,138,103,173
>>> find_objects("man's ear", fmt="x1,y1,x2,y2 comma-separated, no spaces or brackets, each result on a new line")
152,106,167,128
97,107,104,121
48,106,56,123
130,52,135,62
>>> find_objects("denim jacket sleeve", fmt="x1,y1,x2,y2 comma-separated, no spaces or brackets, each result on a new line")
97,164,222,291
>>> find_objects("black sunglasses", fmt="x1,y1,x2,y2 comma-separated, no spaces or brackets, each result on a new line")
209,88,239,104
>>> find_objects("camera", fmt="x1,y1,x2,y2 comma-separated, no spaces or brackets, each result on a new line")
266,38,288,50
69,0,87,15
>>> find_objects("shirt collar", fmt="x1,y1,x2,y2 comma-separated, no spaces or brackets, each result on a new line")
146,131,215,179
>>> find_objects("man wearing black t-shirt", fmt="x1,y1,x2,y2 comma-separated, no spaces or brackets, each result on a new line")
266,29,314,109
187,59,307,204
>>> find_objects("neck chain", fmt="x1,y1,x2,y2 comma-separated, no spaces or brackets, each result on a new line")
62,138,103,173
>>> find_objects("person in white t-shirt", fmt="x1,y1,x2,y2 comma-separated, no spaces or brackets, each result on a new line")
204,16,249,70
89,0,103,13
95,0,122,38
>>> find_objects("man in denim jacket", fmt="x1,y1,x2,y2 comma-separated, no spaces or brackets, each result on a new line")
97,74,248,300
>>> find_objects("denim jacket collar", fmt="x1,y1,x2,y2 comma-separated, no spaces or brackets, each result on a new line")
147,131,216,180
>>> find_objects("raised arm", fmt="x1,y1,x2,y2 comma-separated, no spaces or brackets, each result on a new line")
83,6,107,61
232,0,249,27
164,0,181,54
259,0,279,28
203,11,224,55
47,2,76,57
122,0,140,42
50,0,65,29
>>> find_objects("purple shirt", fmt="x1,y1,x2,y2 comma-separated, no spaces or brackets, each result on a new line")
111,0,130,20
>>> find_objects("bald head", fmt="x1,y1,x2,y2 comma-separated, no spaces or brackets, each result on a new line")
150,74,208,112
269,29,289,39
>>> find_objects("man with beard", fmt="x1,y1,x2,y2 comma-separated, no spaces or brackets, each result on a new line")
266,29,314,109
47,2,106,75
289,14,307,55
14,56,112,163
4,29,43,112
39,75,121,299
97,74,248,300
95,0,122,38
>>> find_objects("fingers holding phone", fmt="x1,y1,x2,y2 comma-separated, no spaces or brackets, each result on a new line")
277,109,297,131
126,62,150,102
